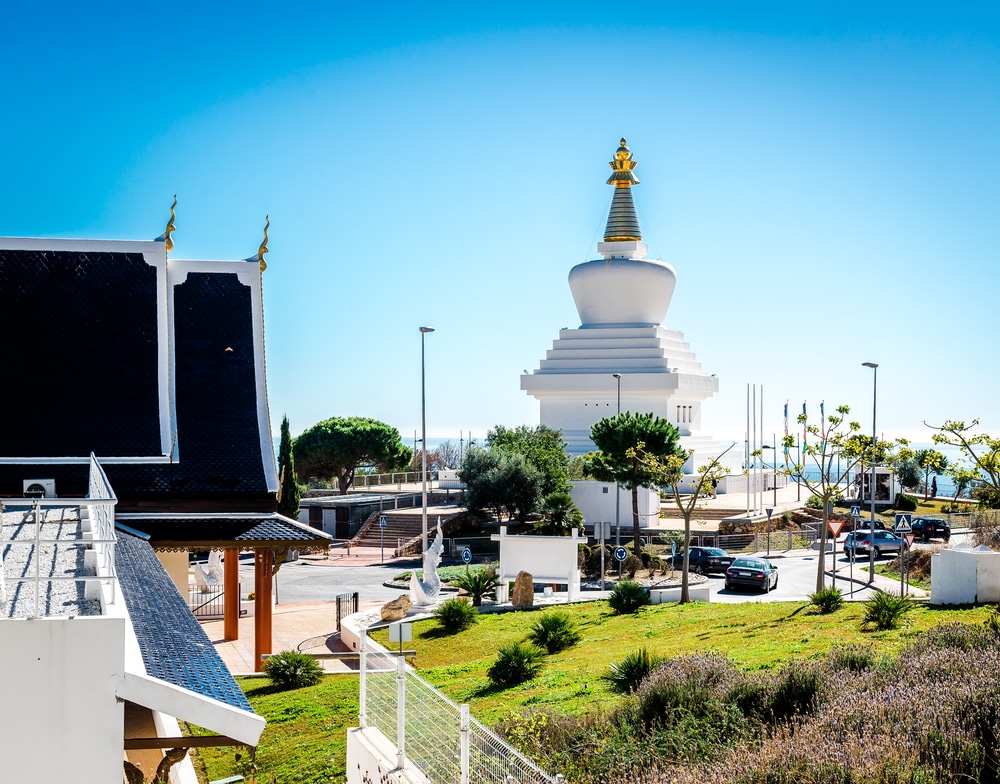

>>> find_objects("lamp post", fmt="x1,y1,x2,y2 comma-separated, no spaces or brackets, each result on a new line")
420,326,435,553
863,361,878,585
613,373,622,578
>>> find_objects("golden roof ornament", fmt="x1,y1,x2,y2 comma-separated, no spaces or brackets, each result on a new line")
603,138,642,242
257,215,269,272
606,137,639,188
163,195,177,253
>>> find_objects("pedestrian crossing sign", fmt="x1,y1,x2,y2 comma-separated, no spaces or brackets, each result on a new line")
894,513,912,533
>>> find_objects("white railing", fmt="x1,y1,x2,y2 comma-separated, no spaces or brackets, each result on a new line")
1,453,119,616
359,635,558,784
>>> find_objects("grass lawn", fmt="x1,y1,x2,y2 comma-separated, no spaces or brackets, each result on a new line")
189,597,990,782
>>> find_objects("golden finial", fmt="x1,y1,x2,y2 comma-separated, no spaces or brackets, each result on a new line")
163,195,177,253
257,215,269,272
606,138,639,188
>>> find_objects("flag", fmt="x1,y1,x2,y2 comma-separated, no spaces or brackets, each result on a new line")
783,400,790,463
802,402,808,448
820,400,826,447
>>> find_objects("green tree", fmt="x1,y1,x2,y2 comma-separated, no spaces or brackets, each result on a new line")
276,414,301,519
459,447,544,521
486,424,571,496
914,449,948,500
535,490,584,536
629,442,734,603
293,417,412,494
585,412,683,552
927,420,1000,508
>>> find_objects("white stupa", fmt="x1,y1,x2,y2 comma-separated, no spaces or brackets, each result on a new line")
521,139,724,471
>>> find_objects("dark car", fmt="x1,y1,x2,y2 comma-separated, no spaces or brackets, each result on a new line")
843,530,904,558
670,547,734,575
725,557,779,592
910,516,951,542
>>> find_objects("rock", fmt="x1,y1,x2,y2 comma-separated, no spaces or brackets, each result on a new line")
380,595,412,622
511,571,534,607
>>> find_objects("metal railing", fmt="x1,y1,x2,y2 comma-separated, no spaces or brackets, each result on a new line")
1,453,119,616
326,470,440,490
359,635,557,784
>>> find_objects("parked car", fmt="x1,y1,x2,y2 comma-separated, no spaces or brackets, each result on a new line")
724,557,779,592
842,517,887,533
843,530,904,558
910,516,951,542
670,547,734,575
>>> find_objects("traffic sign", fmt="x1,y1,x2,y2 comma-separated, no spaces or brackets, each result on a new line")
850,505,861,519
460,547,472,564
379,515,387,528
766,507,774,520
828,519,845,538
904,533,915,548
894,513,912,533
613,546,629,563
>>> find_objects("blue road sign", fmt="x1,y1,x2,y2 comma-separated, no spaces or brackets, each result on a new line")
850,505,861,518
379,515,387,528
461,548,472,564
894,513,912,533
613,546,629,563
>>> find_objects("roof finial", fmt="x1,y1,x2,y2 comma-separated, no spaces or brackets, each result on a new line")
606,138,639,188
603,139,642,242
257,215,269,272
163,195,177,253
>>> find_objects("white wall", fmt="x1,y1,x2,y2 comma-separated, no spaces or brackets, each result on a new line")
158,549,190,597
346,728,429,784
930,546,1000,605
491,527,581,597
570,480,659,528
0,616,126,784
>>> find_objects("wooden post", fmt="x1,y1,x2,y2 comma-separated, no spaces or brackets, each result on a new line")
223,548,240,641
254,550,274,671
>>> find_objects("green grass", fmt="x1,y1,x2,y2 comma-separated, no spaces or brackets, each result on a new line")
188,599,990,782
393,562,500,583
188,676,358,784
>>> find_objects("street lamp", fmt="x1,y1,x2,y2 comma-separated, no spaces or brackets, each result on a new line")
420,326,435,553
863,361,878,585
613,373,622,578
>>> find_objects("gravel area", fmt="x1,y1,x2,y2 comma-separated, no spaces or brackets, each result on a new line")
1,505,101,618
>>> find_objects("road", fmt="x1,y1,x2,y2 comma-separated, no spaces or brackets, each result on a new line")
256,549,896,607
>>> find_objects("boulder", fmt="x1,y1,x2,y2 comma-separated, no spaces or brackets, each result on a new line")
511,571,534,607
380,595,412,622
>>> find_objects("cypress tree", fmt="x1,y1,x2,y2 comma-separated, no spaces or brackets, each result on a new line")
277,415,301,520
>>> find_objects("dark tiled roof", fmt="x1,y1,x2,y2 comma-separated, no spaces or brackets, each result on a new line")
114,528,254,713
0,249,161,456
120,514,331,549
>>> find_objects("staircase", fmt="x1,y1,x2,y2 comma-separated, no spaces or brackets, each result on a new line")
351,507,467,555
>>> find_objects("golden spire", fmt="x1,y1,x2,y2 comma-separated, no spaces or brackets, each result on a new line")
606,137,639,188
163,195,177,253
603,138,642,242
257,215,269,272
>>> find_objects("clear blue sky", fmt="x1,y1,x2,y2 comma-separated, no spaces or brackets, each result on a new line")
3,2,998,447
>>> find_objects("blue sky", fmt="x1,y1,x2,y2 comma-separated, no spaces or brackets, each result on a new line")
3,2,998,447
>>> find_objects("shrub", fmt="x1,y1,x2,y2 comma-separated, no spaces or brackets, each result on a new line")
433,597,479,632
895,493,918,512
263,650,324,689
861,592,914,631
451,568,499,606
623,554,644,579
604,648,666,694
827,644,876,672
632,653,737,729
488,642,545,687
809,586,844,614
805,495,824,510
526,611,582,654
608,580,650,614
582,546,611,579
769,662,823,722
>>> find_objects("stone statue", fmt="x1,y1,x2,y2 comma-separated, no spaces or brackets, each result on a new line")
409,518,444,606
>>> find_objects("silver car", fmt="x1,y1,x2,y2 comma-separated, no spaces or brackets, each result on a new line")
844,529,904,559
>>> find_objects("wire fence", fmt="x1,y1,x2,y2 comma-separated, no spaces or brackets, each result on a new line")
362,642,557,784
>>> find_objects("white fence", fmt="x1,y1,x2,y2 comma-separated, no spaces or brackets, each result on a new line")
359,636,558,784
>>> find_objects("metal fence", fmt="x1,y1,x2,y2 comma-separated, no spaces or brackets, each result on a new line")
336,591,359,631
360,638,557,784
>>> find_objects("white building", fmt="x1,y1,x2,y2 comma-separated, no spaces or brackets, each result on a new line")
521,139,725,470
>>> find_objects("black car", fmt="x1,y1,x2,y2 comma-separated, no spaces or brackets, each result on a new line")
725,557,779,592
910,516,951,542
670,547,734,575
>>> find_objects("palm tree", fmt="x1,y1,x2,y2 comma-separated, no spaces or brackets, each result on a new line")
535,491,584,536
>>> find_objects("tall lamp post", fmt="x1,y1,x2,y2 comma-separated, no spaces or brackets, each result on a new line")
420,326,435,553
863,361,878,585
613,373,622,577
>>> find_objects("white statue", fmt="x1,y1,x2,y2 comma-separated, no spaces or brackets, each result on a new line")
409,518,444,606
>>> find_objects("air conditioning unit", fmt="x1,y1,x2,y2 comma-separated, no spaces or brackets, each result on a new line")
23,479,56,498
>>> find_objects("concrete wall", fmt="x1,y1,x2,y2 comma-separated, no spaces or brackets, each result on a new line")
0,616,126,784
930,546,1000,605
158,549,190,598
571,479,658,528
346,727,430,784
